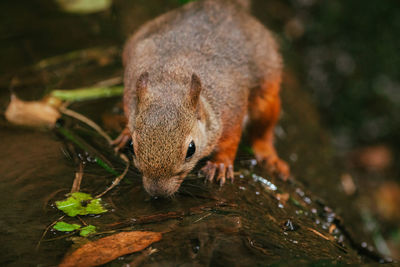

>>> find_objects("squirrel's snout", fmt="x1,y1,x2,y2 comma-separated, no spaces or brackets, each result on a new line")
142,176,181,197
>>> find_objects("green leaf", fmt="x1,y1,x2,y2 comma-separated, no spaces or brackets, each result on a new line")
79,225,97,237
56,0,112,14
55,192,107,217
53,221,81,232
85,198,108,215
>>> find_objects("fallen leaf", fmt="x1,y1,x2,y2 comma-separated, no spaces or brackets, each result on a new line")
59,231,162,267
5,94,60,128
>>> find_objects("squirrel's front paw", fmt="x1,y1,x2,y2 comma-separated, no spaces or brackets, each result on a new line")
111,127,131,152
255,150,290,180
201,161,234,186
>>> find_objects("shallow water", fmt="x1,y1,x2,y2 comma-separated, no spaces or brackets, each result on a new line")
0,0,389,265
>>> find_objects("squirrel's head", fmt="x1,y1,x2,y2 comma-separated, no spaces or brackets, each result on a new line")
129,72,206,197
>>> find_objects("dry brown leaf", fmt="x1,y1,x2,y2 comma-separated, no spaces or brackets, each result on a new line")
59,231,162,267
5,94,60,128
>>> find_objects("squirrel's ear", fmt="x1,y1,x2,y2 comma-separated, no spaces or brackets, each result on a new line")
189,73,202,108
136,72,149,103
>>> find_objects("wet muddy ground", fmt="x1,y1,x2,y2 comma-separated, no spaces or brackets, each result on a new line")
0,0,398,265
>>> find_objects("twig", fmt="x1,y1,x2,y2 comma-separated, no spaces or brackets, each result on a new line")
59,107,113,144
193,212,212,223
95,76,123,87
95,154,130,199
34,46,119,70
124,247,158,267
71,163,84,193
77,216,88,226
36,215,65,250
106,201,237,229
306,227,332,241
42,188,69,211
41,232,77,242
247,237,272,256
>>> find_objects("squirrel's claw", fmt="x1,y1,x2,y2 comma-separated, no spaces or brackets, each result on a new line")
202,161,217,183
111,127,131,152
201,161,234,186
256,152,290,181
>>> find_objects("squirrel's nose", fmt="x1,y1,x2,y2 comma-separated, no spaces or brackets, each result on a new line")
142,176,180,197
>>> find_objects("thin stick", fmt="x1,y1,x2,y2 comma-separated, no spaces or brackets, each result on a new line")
95,76,123,87
106,201,237,229
35,46,119,70
193,212,212,223
306,227,332,241
95,154,130,199
41,232,77,242
71,163,84,193
59,107,113,144
124,247,158,267
36,215,65,251
77,216,88,226
42,188,69,211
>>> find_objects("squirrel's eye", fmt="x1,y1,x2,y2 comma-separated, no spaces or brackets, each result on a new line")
127,140,135,156
186,141,195,159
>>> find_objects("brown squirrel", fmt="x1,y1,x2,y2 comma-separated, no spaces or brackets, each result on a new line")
114,0,289,196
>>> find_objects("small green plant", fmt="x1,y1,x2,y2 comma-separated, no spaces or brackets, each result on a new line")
53,222,97,237
55,192,107,217
53,221,81,232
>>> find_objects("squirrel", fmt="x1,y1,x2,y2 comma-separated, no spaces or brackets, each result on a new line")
114,0,290,196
